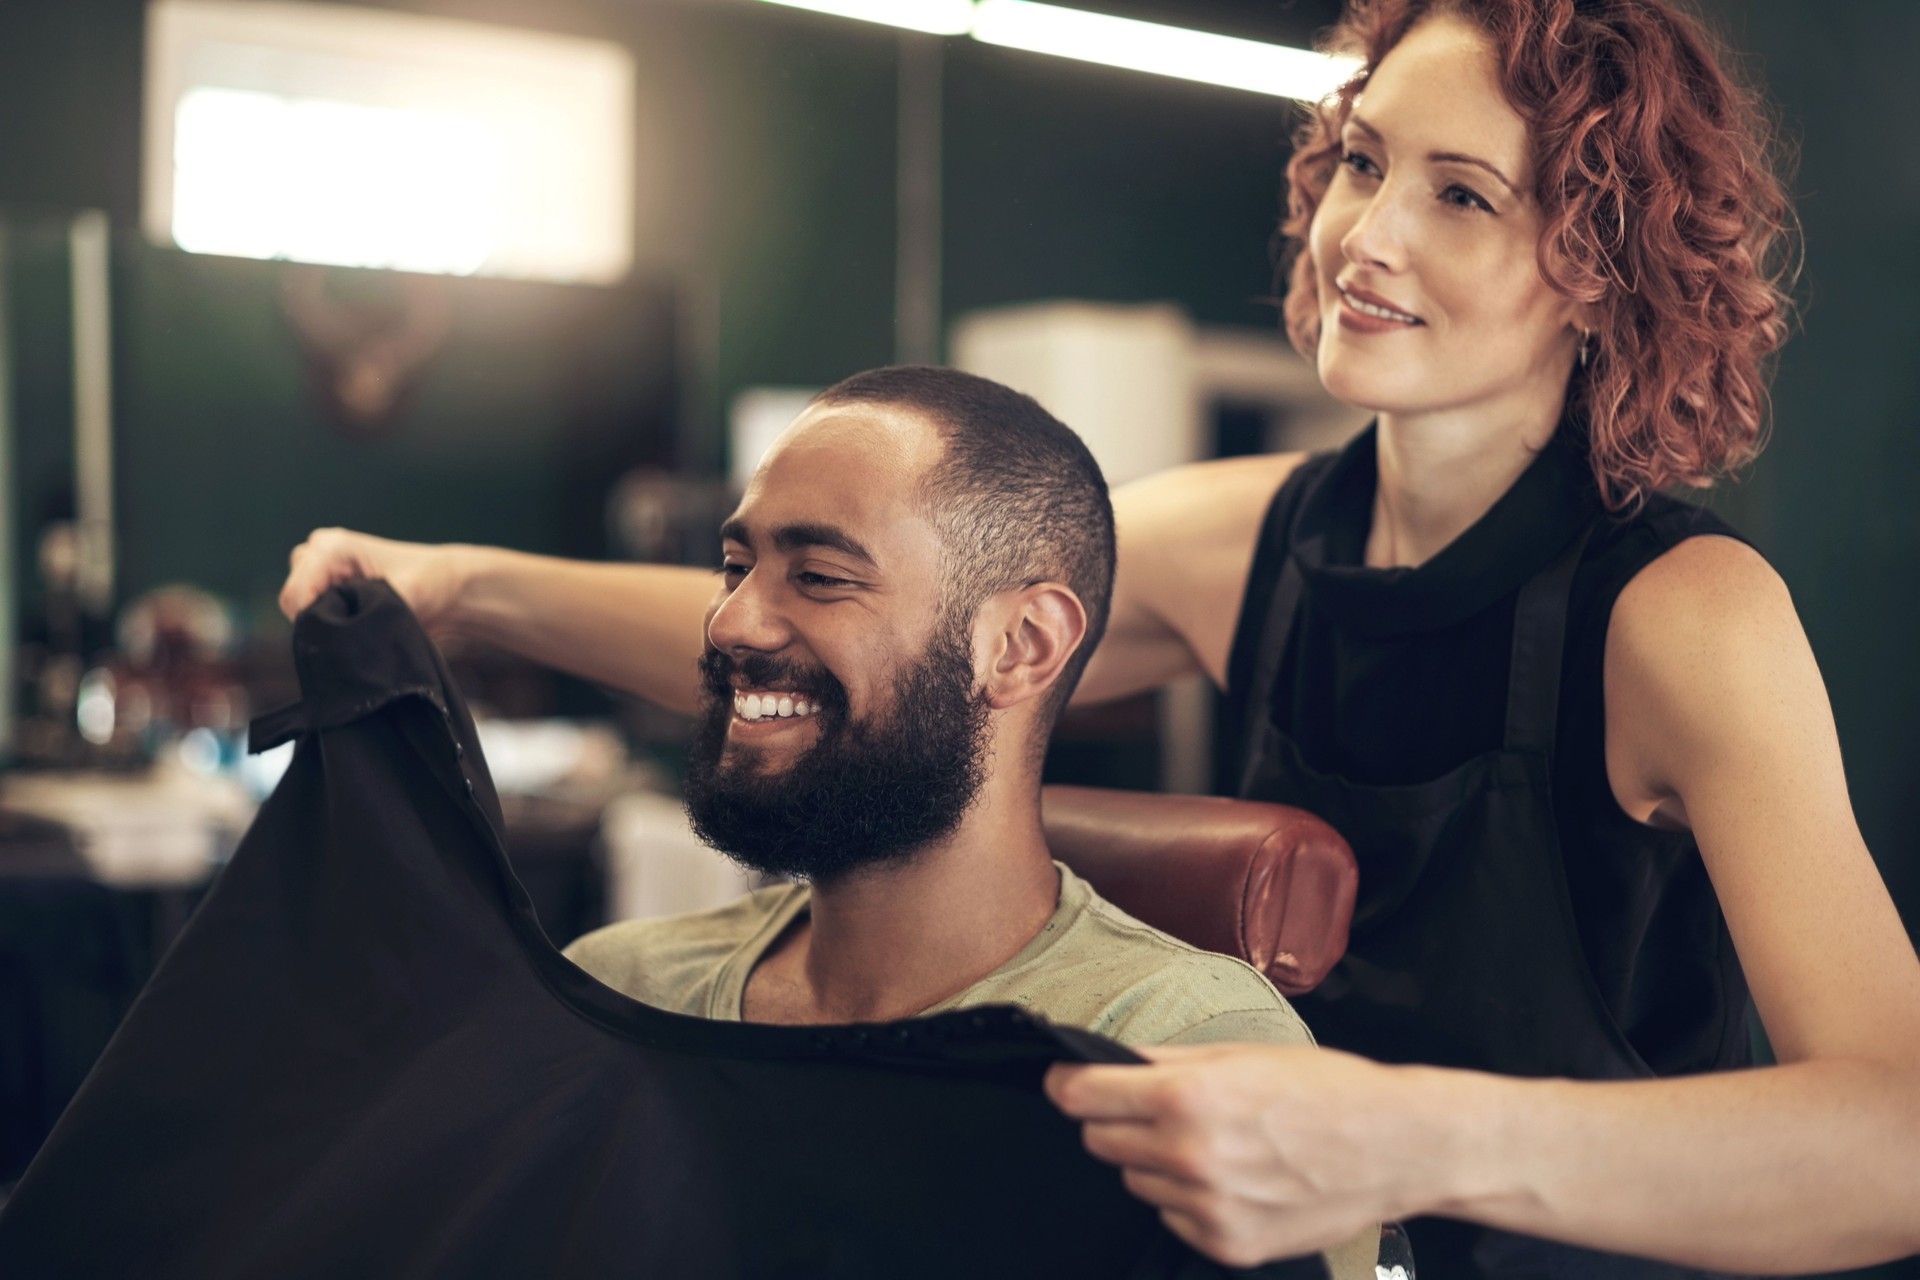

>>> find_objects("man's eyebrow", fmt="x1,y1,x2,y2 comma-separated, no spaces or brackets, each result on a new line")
1347,113,1523,198
719,518,877,566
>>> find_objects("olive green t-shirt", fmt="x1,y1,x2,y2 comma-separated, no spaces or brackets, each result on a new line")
566,863,1377,1280
565,862,1311,1047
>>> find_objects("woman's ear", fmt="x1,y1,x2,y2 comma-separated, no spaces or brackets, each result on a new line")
1569,302,1605,347
976,583,1089,712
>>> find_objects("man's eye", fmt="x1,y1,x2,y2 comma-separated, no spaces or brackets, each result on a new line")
797,572,855,589
720,562,749,581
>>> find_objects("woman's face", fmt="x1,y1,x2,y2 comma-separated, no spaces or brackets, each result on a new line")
1309,14,1584,422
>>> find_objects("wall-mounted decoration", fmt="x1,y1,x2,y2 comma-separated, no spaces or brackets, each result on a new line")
278,265,450,435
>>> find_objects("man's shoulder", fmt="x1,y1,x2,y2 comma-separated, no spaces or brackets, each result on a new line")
954,870,1315,1048
563,883,803,1017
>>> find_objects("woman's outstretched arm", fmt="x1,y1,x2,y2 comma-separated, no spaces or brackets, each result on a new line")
1071,452,1305,706
280,528,717,715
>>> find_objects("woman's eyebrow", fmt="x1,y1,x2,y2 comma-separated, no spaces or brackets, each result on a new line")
1348,112,1523,197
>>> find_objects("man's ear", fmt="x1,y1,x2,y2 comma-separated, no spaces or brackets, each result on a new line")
976,582,1088,712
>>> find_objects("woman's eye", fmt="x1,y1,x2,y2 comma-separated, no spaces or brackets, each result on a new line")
1442,183,1494,213
1339,148,1380,178
720,562,749,583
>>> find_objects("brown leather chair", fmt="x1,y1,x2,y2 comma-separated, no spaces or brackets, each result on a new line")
1041,786,1357,997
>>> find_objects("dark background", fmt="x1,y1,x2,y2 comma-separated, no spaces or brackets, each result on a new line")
3,0,1910,921
1,1,1916,1272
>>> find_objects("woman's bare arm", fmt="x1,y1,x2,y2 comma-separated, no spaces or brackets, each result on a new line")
1047,535,1920,1272
280,454,1305,717
1073,452,1305,706
280,529,716,715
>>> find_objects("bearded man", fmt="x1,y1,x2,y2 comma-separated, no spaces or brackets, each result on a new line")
532,367,1300,1045
284,366,1313,1043
277,367,1378,1274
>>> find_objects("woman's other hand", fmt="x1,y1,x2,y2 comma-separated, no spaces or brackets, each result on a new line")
1046,1044,1458,1269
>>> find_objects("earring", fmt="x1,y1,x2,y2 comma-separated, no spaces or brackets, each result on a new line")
1578,329,1593,370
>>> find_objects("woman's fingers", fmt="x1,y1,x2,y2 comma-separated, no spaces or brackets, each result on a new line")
278,528,459,626
1050,1045,1417,1270
1046,1063,1152,1119
1045,1050,1223,1122
1119,1163,1208,1209
280,528,368,619
1082,1117,1205,1178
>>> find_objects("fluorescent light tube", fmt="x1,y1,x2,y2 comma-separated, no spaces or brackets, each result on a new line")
970,0,1361,101
758,0,975,37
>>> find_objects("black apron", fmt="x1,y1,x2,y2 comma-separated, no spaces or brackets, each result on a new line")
1237,467,1746,1280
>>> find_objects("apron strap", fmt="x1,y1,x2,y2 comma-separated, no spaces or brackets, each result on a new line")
1503,525,1594,756
1231,455,1334,798
1236,554,1305,797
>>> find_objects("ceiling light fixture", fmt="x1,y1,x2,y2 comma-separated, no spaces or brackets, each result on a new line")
757,0,976,37
970,0,1360,101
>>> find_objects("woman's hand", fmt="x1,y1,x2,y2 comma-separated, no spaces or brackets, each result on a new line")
280,528,472,631
281,529,715,713
1045,1044,1459,1268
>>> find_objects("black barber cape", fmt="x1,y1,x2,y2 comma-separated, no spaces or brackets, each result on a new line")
0,582,1322,1280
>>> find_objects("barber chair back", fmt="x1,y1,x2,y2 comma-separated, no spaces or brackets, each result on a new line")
1040,786,1357,997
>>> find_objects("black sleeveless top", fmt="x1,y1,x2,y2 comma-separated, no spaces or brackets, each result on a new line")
1227,425,1753,1080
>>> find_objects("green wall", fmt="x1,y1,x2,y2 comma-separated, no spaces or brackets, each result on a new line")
1692,0,1920,929
0,0,1322,601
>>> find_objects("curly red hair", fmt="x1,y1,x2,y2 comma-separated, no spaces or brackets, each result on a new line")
1279,0,1798,509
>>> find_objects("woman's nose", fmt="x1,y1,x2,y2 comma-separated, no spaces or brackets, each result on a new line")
1340,185,1411,273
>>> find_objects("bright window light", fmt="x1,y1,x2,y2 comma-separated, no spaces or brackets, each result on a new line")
172,90,505,276
757,0,975,37
144,1,635,283
970,1,1359,102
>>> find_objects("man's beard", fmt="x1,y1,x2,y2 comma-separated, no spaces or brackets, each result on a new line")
683,620,992,884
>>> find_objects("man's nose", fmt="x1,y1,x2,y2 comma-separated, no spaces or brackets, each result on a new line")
706,570,792,656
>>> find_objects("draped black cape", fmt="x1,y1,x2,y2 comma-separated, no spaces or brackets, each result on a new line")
0,581,1319,1280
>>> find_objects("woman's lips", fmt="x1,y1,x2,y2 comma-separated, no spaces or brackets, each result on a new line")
1335,284,1423,335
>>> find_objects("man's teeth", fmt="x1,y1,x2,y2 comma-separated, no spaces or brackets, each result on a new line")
1345,290,1419,323
733,692,817,722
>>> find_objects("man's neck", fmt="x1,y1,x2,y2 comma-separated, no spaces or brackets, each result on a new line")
740,779,1060,1025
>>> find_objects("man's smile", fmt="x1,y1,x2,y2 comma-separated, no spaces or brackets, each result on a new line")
731,689,820,722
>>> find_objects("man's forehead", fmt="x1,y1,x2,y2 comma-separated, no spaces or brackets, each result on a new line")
726,401,945,557
761,400,944,476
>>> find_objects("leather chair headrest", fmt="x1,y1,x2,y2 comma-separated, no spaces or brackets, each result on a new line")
1041,786,1357,996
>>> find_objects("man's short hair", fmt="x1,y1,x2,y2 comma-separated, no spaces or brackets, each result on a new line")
810,366,1115,720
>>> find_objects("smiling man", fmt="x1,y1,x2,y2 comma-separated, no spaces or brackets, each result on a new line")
559,366,1313,1045
277,366,1379,1274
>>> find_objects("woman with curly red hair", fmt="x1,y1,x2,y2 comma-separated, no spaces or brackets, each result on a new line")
1047,0,1920,1274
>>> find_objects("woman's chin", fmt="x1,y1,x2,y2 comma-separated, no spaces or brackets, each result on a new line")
1316,355,1427,416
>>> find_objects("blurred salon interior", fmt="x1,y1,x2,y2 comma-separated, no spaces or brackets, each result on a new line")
0,0,1916,1275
